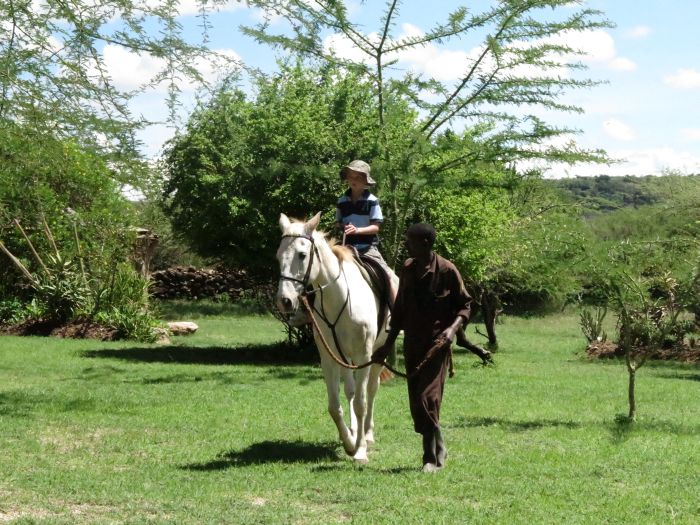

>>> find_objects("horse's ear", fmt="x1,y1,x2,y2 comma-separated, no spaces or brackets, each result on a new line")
279,213,291,231
304,212,321,234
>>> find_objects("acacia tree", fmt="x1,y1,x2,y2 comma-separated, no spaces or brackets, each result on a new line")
241,0,611,260
0,0,234,187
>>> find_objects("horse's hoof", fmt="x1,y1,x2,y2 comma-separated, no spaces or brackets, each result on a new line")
353,454,369,465
353,447,368,463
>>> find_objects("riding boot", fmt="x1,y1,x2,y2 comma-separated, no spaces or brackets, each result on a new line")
421,428,438,473
435,426,448,468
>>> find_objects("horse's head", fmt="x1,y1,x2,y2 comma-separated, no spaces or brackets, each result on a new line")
276,212,322,315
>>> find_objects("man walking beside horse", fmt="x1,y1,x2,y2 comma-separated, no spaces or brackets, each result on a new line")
372,222,472,473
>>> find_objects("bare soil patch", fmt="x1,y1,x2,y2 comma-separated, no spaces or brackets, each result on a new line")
0,317,120,341
586,340,700,364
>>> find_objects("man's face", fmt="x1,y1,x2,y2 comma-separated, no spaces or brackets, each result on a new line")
405,234,429,259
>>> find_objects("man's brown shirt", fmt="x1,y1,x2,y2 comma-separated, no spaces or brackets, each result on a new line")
390,252,472,364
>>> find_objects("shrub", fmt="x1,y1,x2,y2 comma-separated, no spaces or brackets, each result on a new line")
579,307,608,344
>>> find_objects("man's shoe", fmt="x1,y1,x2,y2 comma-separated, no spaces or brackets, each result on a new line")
422,462,440,473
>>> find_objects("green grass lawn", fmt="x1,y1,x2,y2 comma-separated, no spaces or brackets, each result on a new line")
1,303,698,524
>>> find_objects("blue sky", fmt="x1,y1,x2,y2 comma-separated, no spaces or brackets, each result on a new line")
118,1,700,178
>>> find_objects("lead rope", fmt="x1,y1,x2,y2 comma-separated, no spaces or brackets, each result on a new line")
299,294,453,379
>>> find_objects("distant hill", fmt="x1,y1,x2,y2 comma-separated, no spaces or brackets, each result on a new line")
550,174,700,212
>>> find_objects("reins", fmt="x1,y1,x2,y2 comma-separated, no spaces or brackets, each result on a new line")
281,232,454,379
279,232,352,364
300,294,455,379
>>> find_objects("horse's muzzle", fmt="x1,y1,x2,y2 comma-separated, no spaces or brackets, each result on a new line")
278,296,293,312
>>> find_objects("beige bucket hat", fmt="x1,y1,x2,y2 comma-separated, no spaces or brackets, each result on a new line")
340,159,376,185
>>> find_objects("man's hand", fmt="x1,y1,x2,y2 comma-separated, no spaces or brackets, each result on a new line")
371,343,392,364
438,326,457,345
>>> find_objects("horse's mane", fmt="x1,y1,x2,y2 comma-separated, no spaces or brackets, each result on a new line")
328,237,354,262
286,217,353,262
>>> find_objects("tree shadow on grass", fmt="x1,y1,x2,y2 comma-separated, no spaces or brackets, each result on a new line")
652,372,700,382
609,414,700,443
451,416,582,432
0,390,42,418
181,440,339,470
81,342,319,367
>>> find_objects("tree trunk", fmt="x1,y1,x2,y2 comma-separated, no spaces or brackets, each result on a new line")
627,360,636,421
481,292,500,349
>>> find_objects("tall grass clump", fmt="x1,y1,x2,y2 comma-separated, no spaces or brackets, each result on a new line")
0,215,160,342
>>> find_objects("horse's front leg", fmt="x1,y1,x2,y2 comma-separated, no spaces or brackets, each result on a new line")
364,363,383,446
350,366,371,463
342,367,357,437
320,357,355,456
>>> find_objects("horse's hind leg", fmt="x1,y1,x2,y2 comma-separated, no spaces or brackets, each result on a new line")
321,358,355,456
364,363,383,445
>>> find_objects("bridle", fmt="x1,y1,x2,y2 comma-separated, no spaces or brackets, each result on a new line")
278,232,350,363
278,233,318,290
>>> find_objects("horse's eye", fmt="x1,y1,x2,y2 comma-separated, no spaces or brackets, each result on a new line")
298,253,307,261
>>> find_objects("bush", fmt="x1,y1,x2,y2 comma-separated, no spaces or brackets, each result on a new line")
0,298,24,324
580,307,608,344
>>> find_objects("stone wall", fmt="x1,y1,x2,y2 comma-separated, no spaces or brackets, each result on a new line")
149,266,256,301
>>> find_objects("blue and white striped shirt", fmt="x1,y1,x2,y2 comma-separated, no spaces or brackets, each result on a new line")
336,189,383,251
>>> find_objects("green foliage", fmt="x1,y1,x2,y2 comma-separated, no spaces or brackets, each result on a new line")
0,123,135,296
607,272,694,352
0,0,230,184
131,198,210,271
590,241,698,420
0,297,23,323
420,186,513,282
162,63,390,273
241,0,612,258
1,207,160,341
579,307,608,343
32,254,89,322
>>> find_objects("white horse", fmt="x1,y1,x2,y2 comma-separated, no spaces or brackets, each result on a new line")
276,212,398,463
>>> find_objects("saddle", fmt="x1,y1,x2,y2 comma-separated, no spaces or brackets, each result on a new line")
347,246,394,331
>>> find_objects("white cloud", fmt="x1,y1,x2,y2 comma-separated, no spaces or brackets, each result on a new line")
625,25,652,39
609,57,637,72
323,32,378,65
565,147,700,177
322,25,636,86
547,29,636,72
664,68,700,89
140,0,243,16
553,29,616,63
603,119,636,141
100,44,240,93
680,128,700,141
102,45,166,91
